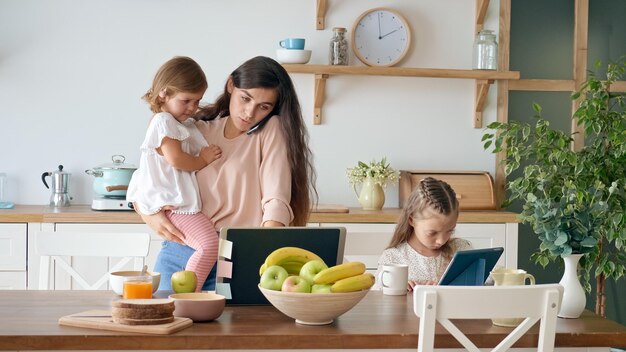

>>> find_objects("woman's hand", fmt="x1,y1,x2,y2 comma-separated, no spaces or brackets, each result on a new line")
134,204,185,244
407,279,437,292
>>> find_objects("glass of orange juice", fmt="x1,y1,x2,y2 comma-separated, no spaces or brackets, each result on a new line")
123,277,153,299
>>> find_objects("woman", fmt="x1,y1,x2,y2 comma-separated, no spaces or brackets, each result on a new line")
137,56,317,290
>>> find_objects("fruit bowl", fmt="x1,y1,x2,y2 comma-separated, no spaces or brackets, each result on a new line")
109,271,160,295
169,292,226,322
258,284,369,325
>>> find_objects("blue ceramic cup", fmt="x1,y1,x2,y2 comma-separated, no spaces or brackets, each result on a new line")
279,38,305,50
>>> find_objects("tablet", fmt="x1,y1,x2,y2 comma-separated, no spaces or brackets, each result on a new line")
216,227,346,305
438,247,504,286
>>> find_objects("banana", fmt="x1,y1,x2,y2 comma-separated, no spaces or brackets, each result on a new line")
264,247,324,267
331,273,375,293
313,261,366,285
259,262,267,277
280,261,305,275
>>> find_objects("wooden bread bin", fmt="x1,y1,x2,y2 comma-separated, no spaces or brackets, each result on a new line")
399,170,496,210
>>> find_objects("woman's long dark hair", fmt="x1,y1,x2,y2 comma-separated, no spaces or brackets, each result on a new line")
196,56,317,225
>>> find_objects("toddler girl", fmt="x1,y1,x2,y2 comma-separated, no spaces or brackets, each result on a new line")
127,56,221,292
376,177,472,292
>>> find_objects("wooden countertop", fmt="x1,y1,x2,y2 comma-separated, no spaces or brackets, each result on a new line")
0,290,624,350
0,204,519,224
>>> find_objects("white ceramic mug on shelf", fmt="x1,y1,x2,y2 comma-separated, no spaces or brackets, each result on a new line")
378,264,409,296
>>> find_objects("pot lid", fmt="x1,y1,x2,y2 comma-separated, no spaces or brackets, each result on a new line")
94,155,137,170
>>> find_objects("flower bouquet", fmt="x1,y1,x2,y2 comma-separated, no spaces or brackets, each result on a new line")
346,157,399,209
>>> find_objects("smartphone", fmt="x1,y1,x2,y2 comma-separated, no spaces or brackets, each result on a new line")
246,115,273,135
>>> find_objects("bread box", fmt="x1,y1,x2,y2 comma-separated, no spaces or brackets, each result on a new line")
399,170,496,210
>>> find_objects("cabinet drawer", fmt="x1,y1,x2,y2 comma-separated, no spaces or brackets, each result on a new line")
0,224,27,270
399,170,496,210
0,272,27,289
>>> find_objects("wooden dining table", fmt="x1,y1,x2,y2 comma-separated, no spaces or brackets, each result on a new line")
1,290,626,351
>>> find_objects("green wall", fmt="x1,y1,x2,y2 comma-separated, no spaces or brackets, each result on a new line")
508,0,626,325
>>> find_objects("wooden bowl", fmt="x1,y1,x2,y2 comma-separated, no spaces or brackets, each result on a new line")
258,284,369,325
169,292,225,322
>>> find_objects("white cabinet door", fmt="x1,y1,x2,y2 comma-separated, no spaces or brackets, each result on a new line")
0,223,27,270
0,223,27,290
28,223,162,290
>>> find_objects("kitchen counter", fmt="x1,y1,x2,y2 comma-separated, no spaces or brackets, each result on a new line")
0,290,625,350
0,204,519,224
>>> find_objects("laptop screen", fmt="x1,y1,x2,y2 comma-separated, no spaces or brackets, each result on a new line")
217,227,346,305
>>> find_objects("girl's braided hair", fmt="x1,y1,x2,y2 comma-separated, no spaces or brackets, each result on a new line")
387,177,459,252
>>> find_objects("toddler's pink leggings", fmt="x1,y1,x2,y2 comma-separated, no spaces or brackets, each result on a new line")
166,211,218,292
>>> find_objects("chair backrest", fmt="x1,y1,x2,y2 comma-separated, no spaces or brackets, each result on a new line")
36,231,151,290
413,284,562,352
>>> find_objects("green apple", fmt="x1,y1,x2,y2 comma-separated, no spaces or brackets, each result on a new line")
281,275,312,293
171,270,197,293
311,284,332,293
260,265,289,291
299,259,328,284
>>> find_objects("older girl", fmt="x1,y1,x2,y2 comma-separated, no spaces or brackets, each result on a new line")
376,177,472,292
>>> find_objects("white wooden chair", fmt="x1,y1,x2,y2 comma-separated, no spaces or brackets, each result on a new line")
36,231,151,290
413,284,562,352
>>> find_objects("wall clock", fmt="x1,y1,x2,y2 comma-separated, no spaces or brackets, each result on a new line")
351,7,411,67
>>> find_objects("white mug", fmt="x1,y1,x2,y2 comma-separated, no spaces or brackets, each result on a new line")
379,264,408,296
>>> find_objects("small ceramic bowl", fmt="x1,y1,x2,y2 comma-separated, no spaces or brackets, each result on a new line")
109,271,160,295
258,284,369,325
276,49,311,64
169,292,226,322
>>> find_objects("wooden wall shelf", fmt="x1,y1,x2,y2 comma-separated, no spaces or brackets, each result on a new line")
283,64,520,126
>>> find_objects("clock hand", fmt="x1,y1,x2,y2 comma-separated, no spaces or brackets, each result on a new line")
380,28,400,39
378,12,382,39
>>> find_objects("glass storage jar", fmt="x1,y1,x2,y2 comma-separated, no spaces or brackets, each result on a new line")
473,29,498,70
329,27,348,65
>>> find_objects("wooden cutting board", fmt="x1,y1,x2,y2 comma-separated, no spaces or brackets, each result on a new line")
59,310,193,335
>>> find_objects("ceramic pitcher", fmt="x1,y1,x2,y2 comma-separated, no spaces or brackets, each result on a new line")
489,268,535,327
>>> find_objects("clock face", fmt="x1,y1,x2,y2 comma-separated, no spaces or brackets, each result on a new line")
352,8,411,66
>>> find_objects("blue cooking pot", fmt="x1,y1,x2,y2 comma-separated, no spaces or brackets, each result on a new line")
85,155,137,198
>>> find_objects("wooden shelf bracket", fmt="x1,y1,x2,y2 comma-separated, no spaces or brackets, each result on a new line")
476,0,490,33
314,74,328,124
316,0,327,30
475,79,494,128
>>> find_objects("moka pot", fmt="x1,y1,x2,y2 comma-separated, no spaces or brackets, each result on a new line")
42,165,72,207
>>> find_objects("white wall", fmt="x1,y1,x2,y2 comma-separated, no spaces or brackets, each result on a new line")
0,0,499,207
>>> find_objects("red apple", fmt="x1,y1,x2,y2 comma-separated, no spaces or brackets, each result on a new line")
281,275,312,293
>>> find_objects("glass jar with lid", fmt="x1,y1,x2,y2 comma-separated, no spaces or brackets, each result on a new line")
329,27,349,65
473,29,498,70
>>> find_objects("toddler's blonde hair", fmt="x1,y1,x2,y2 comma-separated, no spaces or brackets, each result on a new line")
143,56,207,114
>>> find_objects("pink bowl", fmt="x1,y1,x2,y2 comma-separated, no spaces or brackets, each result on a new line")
169,292,225,322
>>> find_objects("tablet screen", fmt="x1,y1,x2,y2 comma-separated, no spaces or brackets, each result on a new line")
438,247,504,286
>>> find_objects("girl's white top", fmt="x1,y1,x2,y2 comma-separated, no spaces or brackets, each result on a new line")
375,238,472,287
127,112,208,215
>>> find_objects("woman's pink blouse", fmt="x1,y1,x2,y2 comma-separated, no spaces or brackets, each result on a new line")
194,116,293,229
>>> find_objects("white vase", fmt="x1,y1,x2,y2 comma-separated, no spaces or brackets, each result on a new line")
558,253,586,318
358,177,385,210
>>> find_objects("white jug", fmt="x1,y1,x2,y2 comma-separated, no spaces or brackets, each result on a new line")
489,268,535,327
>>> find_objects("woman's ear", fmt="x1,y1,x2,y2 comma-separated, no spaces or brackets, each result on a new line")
408,216,415,227
226,78,234,94
158,88,167,99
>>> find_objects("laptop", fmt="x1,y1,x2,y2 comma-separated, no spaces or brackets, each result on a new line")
438,247,504,286
216,227,346,305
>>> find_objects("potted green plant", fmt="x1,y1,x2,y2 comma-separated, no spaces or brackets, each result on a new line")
482,58,626,317
346,157,400,210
